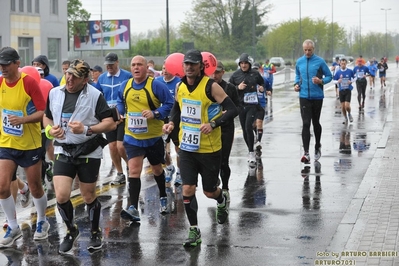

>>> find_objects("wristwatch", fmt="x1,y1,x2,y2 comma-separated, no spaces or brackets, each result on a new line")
153,110,160,119
86,126,93,136
210,121,216,129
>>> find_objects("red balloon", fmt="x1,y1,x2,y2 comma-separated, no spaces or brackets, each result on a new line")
164,53,184,78
39,79,53,103
201,51,217,76
20,66,41,84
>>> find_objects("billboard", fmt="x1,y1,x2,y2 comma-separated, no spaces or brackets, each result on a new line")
74,19,130,51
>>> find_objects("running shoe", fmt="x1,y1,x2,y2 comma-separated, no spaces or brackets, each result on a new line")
120,205,140,221
301,153,310,164
59,225,80,254
216,194,229,224
20,184,31,208
160,197,168,214
110,173,126,185
87,228,102,250
348,114,353,123
33,220,50,240
0,226,22,248
183,227,201,247
248,152,256,168
45,161,54,182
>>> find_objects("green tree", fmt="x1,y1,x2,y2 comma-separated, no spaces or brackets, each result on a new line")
260,17,346,61
179,0,270,59
67,0,90,39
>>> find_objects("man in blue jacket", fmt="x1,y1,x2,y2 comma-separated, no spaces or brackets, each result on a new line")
294,39,332,164
95,53,133,185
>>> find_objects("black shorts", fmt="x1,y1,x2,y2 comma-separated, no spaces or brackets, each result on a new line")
105,121,125,143
124,138,165,166
53,154,101,183
0,147,42,168
256,106,266,120
339,89,352,103
179,150,221,193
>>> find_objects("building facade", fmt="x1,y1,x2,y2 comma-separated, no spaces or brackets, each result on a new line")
0,0,68,76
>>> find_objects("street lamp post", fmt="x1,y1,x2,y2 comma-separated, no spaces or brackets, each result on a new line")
299,0,302,44
381,8,391,57
100,0,104,56
252,0,256,60
354,0,365,55
166,0,170,55
331,0,334,59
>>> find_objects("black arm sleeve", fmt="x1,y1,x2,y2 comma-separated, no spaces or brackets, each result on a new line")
213,97,239,127
44,96,53,120
169,100,181,127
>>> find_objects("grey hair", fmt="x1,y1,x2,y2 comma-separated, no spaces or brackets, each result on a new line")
303,39,315,48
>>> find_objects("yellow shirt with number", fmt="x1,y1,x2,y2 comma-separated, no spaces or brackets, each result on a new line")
0,73,42,150
177,76,222,153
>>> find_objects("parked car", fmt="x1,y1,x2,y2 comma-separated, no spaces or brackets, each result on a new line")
269,57,285,67
332,54,354,63
332,54,345,62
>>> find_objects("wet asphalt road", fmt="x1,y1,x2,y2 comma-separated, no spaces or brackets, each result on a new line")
0,64,397,265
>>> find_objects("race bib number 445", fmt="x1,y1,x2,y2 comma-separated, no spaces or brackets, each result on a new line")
180,125,200,152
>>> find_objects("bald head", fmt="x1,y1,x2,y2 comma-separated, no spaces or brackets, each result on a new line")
131,55,149,83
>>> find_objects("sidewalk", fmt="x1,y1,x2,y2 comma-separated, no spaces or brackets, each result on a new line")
328,76,399,265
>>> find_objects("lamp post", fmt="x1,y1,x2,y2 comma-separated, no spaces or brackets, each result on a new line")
354,0,365,55
100,0,103,56
166,0,170,55
299,0,302,45
331,0,334,59
381,8,391,57
252,0,256,60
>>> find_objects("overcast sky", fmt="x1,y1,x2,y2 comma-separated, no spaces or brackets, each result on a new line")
80,0,398,36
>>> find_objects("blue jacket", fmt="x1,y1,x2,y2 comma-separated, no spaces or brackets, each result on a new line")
95,68,133,108
295,54,332,100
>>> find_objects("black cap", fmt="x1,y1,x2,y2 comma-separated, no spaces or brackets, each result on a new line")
216,60,225,71
183,49,202,64
66,59,90,78
252,62,260,70
104,52,118,64
0,47,20,65
90,65,103,72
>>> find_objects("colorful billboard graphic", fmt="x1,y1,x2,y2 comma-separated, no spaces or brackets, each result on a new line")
74,19,130,51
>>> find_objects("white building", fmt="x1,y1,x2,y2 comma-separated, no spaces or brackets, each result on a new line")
0,0,68,77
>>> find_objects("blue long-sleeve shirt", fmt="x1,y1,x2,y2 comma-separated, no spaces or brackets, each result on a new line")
117,77,174,147
95,68,133,108
295,54,332,100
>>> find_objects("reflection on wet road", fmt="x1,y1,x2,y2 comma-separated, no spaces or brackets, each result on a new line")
0,65,397,265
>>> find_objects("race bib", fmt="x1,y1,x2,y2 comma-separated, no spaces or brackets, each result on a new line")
341,78,349,89
61,112,72,132
180,125,200,152
181,99,202,125
357,71,364,79
244,92,258,104
107,99,117,109
127,112,148,133
2,109,23,136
